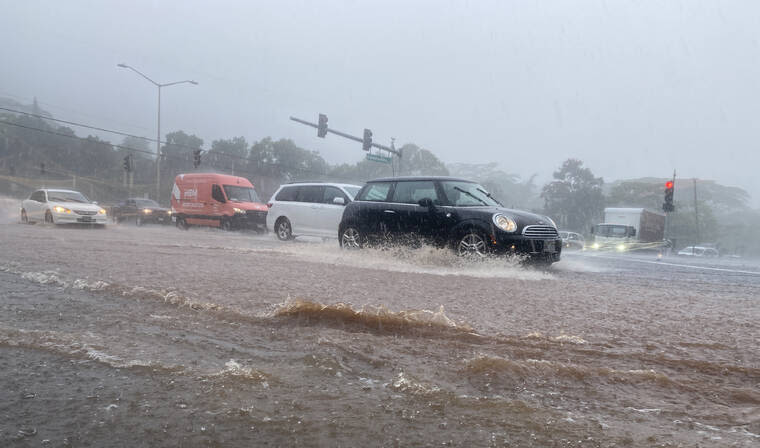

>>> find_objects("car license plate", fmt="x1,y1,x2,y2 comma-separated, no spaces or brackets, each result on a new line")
543,240,556,253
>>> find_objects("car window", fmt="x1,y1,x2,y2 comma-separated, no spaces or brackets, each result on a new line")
440,181,500,207
356,182,392,202
298,185,324,203
323,186,347,204
275,186,298,201
391,181,439,204
47,191,89,203
30,191,45,202
343,186,361,199
211,184,226,203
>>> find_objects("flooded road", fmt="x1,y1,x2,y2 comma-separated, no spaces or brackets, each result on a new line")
1,221,759,446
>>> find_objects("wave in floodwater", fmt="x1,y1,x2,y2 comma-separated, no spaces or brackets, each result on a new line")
271,298,476,336
277,242,555,280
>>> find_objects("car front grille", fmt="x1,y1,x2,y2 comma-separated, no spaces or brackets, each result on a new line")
245,210,267,224
74,210,97,216
522,225,559,239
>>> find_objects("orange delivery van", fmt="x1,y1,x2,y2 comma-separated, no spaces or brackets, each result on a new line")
170,173,268,231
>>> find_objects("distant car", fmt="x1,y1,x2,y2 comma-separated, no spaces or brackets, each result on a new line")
266,182,363,240
559,231,585,250
111,198,171,226
677,246,719,257
338,176,561,264
20,189,108,226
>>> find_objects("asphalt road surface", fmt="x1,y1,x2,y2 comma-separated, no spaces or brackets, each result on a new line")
1,220,758,447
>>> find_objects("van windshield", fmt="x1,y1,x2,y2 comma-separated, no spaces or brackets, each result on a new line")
595,224,629,237
223,185,259,203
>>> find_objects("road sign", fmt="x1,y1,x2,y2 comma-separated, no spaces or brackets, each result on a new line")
366,153,392,164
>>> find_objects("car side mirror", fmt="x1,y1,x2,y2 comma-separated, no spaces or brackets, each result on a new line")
418,198,434,208
332,197,345,205
93,201,98,205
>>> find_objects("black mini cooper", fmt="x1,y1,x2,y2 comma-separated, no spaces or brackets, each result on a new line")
338,176,561,264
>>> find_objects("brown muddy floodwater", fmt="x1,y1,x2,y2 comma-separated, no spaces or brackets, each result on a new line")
0,218,758,447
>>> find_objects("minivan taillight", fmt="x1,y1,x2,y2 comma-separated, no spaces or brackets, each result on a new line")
267,202,273,208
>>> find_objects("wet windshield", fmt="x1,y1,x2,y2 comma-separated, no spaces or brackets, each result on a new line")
595,224,629,237
440,181,500,207
223,185,259,203
134,199,160,208
47,191,89,203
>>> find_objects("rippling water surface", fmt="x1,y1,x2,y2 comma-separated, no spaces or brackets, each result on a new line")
1,215,758,446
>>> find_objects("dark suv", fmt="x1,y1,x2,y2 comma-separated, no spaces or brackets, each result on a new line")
338,176,561,264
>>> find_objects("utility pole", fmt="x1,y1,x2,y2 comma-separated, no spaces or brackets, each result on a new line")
693,178,699,254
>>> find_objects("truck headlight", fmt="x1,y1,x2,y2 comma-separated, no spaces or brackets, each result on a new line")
616,243,626,252
53,206,72,214
233,207,246,214
492,214,517,233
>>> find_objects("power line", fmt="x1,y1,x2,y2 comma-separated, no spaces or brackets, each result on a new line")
0,119,361,183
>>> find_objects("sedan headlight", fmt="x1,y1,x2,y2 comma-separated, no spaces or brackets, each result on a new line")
142,208,152,214
233,207,246,214
53,206,72,214
98,208,107,215
492,214,517,233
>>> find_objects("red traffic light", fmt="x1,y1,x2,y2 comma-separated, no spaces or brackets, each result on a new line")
665,181,673,189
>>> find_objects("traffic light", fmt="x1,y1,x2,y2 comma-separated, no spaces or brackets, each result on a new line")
362,128,373,151
317,114,328,138
193,149,202,168
663,180,675,212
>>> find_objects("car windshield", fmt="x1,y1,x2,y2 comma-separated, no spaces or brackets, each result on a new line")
47,191,89,203
440,181,500,207
134,199,160,208
223,185,259,203
344,186,361,199
595,225,628,237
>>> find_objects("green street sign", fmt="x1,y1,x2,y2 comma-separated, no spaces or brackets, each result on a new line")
366,153,392,164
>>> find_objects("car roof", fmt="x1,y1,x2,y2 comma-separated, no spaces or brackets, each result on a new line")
367,176,474,183
282,182,362,188
43,189,82,194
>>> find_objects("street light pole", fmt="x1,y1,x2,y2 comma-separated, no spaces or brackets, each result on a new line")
117,63,197,201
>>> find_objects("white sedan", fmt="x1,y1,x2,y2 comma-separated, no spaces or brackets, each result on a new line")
21,189,108,226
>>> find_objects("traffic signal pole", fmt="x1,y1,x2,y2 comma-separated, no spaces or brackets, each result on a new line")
289,116,401,157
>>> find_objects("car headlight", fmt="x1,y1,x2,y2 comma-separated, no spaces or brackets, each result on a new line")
142,208,152,214
167,210,172,215
53,206,72,214
233,207,246,214
98,208,107,215
616,243,626,252
544,216,557,228
492,214,517,233
591,242,600,250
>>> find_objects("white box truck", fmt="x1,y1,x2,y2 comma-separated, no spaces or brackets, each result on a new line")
590,208,666,251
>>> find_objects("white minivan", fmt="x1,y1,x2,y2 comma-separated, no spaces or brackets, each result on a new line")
266,182,362,240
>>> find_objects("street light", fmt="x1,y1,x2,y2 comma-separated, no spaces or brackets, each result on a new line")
117,63,197,201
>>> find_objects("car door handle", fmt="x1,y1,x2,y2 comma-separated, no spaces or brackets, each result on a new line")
383,210,396,214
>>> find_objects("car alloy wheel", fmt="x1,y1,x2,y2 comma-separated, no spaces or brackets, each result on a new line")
45,210,54,224
276,218,292,241
341,227,362,249
457,232,487,258
136,216,143,226
21,209,28,224
220,218,232,231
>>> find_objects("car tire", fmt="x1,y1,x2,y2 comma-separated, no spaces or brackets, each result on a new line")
340,225,363,249
176,217,189,230
21,209,28,224
275,217,293,241
44,210,54,225
220,218,232,231
455,230,489,259
136,216,143,226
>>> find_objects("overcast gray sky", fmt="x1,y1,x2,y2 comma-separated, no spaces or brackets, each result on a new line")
2,0,759,204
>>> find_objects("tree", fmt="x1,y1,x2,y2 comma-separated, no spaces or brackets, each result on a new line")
398,144,448,176
541,159,604,232
607,181,662,210
207,136,249,173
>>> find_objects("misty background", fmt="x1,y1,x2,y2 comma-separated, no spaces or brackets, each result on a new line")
1,0,758,202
